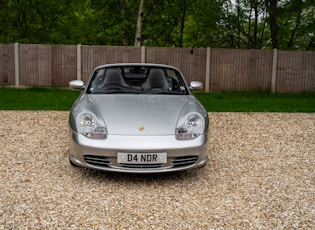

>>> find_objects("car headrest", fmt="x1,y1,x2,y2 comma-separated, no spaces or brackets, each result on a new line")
141,69,169,91
103,69,129,87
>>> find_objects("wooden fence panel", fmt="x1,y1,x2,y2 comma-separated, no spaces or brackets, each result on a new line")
81,46,141,82
0,44,15,85
277,50,315,93
51,45,77,86
1,43,314,92
210,49,273,92
146,47,206,85
18,44,77,86
19,44,52,86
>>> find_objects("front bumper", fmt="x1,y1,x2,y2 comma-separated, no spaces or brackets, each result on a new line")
69,131,208,173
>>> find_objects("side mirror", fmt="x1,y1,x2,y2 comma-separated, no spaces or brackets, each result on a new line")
69,80,85,89
190,81,203,90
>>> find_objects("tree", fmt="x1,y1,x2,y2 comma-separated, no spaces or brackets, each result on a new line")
265,0,279,48
182,0,223,47
134,0,144,46
218,0,269,49
277,0,315,50
0,0,86,44
141,0,195,47
0,0,314,50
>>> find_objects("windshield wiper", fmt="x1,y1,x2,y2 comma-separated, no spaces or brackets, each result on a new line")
149,91,185,95
92,90,141,94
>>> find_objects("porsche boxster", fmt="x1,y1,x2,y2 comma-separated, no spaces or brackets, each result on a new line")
69,63,209,173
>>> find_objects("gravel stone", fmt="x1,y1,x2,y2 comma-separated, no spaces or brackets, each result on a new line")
0,111,314,229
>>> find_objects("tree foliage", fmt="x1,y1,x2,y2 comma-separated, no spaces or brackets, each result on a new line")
0,0,314,50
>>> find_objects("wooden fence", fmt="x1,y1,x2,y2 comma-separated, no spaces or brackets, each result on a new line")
0,43,314,93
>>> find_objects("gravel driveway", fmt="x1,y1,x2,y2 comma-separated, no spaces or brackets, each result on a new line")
0,111,314,229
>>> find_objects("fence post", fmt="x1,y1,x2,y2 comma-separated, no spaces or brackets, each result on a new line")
14,43,20,87
141,46,146,63
77,44,82,80
271,48,278,93
205,47,211,92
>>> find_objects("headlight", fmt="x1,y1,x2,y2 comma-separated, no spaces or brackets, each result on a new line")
77,113,107,139
176,113,205,140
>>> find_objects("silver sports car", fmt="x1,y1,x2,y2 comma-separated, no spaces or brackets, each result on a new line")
69,63,209,173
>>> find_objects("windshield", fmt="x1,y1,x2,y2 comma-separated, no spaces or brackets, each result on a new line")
86,66,189,95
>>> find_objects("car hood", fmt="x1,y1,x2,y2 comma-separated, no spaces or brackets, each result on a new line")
86,94,190,135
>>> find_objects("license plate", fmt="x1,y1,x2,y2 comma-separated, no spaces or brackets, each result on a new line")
117,152,167,164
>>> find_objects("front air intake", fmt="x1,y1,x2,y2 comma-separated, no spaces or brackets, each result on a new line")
84,155,111,167
172,156,198,168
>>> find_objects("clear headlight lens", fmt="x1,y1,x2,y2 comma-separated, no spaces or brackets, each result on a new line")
176,113,205,140
77,113,107,139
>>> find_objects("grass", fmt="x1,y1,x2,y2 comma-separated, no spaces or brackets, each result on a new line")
0,87,314,112
0,87,80,111
194,92,315,112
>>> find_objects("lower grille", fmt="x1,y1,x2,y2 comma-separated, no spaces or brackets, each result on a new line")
172,156,198,168
83,155,198,170
120,163,163,169
84,155,111,167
